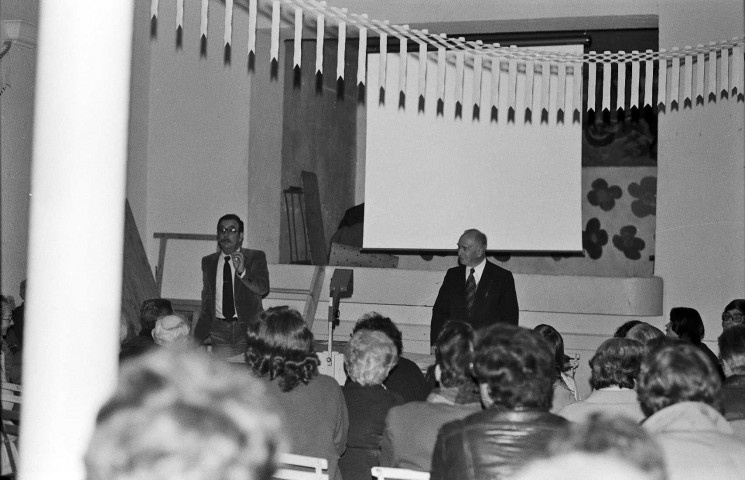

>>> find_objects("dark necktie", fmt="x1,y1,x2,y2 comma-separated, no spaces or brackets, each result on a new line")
465,268,477,315
223,256,235,319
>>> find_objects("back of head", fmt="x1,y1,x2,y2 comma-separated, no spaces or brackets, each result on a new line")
473,324,555,410
590,338,644,390
545,413,666,480
513,453,657,480
344,330,398,386
245,306,318,392
637,340,722,417
435,321,475,389
533,324,569,376
353,312,403,355
139,298,174,332
718,324,745,376
625,322,664,346
85,349,284,480
152,314,191,347
614,320,643,338
669,307,705,343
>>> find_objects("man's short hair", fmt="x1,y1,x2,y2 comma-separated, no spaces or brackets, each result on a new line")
139,298,174,332
152,314,191,347
472,324,555,410
625,323,664,348
637,341,722,417
435,321,475,389
589,338,644,390
353,312,403,355
85,349,284,480
542,413,666,480
344,330,398,386
218,213,244,233
718,324,745,375
462,228,487,250
669,307,705,343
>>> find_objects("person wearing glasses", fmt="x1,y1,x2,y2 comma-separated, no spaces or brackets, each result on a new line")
193,213,269,358
722,299,745,331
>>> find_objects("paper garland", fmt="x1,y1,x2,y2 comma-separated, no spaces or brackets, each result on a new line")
151,0,745,115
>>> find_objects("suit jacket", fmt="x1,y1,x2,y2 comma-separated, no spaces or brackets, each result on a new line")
431,261,518,343
193,248,270,343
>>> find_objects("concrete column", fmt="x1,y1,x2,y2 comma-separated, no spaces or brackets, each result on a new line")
19,0,134,478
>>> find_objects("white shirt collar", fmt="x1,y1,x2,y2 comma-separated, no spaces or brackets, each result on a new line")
466,258,487,284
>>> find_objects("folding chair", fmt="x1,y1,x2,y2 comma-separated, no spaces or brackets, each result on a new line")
371,466,430,480
273,452,329,480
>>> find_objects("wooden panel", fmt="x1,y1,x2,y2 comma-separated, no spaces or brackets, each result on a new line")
121,200,159,331
302,171,328,265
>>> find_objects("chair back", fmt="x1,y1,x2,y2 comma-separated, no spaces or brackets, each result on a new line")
371,466,430,480
273,452,329,480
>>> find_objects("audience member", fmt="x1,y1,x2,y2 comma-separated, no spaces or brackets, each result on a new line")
9,280,24,349
545,413,666,480
349,312,430,402
626,322,665,355
152,314,192,348
0,295,20,383
665,307,722,378
638,341,745,480
244,307,348,480
380,321,481,471
85,349,284,480
718,324,745,437
340,330,402,480
430,324,568,480
721,299,745,330
534,324,580,412
615,320,643,338
559,338,645,423
119,298,173,360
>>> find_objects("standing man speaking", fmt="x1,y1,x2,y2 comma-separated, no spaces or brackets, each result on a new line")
430,228,518,347
193,214,270,357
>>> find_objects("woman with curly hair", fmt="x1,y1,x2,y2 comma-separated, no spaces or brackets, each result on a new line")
245,306,348,480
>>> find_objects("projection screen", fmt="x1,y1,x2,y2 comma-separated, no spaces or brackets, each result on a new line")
363,45,583,251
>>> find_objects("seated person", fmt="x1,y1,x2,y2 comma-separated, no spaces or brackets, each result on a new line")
119,298,174,360
85,349,283,480
0,295,20,383
244,307,348,480
639,340,745,480
516,413,667,480
625,322,664,356
349,312,430,402
152,314,192,348
340,330,402,480
534,324,579,412
430,324,568,480
559,338,645,423
380,321,481,471
718,324,745,437
665,306,722,378
722,299,745,331
614,320,643,338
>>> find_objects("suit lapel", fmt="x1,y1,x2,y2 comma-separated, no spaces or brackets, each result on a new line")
208,252,220,295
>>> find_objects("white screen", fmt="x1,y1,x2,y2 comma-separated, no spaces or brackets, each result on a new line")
363,45,583,251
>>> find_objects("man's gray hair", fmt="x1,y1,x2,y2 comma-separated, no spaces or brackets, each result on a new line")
85,349,285,480
463,228,487,249
152,314,191,347
344,330,398,386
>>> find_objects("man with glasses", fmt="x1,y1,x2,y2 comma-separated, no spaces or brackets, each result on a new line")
193,214,270,358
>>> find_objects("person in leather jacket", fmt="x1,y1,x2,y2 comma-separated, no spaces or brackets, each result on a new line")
430,324,568,480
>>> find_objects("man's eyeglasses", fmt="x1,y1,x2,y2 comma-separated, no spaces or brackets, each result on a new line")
722,312,745,323
218,226,239,234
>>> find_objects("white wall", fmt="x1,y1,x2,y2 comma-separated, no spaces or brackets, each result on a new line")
655,0,745,345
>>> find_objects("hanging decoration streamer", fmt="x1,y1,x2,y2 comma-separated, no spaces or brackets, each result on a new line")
160,0,745,117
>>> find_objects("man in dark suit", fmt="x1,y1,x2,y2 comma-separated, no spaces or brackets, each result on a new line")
193,213,270,357
430,229,518,346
